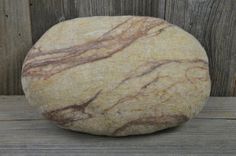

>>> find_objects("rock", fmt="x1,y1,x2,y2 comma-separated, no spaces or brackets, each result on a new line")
21,16,211,136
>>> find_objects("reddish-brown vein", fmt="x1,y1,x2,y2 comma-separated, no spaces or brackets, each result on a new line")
141,75,170,89
43,90,102,126
185,66,209,84
115,59,208,90
104,60,208,112
104,76,171,112
22,17,167,79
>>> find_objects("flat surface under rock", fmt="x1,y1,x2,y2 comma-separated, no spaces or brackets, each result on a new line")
0,96,236,156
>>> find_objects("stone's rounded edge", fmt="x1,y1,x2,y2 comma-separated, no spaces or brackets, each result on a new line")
30,16,166,52
53,114,190,137
111,114,190,137
21,16,211,136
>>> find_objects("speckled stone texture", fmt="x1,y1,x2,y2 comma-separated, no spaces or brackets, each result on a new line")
21,16,211,136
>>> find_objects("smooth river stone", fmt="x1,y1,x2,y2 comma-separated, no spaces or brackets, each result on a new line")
21,16,211,136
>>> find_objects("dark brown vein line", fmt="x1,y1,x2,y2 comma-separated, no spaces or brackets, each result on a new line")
26,17,134,61
141,76,170,89
22,17,167,79
43,89,102,126
103,90,144,112
114,59,208,90
143,24,173,38
105,75,171,112
104,66,208,112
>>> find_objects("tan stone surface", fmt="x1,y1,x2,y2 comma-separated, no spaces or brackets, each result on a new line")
21,16,211,136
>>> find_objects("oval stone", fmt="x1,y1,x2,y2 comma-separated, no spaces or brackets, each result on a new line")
21,16,211,136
